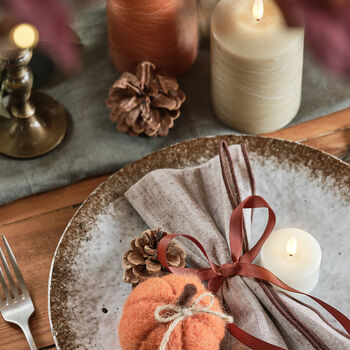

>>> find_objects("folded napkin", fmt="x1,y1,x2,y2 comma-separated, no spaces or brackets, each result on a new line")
125,144,350,349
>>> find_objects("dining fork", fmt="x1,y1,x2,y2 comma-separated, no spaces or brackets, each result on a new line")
0,235,37,350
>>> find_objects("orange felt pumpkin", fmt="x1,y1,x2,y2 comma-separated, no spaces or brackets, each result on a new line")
118,274,227,350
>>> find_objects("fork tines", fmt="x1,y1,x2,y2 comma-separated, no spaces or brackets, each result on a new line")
0,235,29,303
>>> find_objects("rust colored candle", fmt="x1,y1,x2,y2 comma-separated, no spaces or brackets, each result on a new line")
107,0,198,76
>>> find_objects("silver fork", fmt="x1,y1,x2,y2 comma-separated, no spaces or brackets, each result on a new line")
0,235,37,350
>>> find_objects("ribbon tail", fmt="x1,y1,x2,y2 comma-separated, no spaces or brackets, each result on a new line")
227,322,287,350
236,262,350,334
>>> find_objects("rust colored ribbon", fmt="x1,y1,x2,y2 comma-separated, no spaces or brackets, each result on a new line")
157,144,350,349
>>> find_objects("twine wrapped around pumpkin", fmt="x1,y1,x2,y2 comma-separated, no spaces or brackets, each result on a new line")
155,284,233,350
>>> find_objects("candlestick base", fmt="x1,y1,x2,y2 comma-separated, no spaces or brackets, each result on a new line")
0,91,68,159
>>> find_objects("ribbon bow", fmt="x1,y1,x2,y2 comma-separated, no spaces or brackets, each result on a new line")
157,142,350,349
155,292,233,350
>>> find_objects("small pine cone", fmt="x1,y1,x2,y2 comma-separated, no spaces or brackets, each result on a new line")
122,227,186,285
106,61,186,137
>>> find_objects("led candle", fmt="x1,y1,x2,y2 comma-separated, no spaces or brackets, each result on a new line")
259,228,322,294
211,0,304,134
107,0,198,76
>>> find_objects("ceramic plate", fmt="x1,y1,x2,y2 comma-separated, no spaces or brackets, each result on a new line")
48,135,350,349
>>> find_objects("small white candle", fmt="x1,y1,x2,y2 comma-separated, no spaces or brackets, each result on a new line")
259,228,322,294
211,0,304,134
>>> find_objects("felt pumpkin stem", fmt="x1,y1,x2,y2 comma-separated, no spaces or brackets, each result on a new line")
177,284,197,306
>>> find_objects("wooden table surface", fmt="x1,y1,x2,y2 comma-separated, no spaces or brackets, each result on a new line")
0,108,350,350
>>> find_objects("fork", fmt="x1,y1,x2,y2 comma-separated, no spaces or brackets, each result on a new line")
0,235,37,350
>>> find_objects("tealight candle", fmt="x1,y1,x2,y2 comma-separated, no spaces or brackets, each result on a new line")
211,0,304,134
259,228,322,294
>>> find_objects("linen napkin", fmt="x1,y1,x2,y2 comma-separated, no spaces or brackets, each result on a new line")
125,144,350,349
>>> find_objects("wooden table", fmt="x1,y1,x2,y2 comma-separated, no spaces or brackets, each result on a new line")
0,109,349,350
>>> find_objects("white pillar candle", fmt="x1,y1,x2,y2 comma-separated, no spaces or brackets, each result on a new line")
259,228,322,294
210,0,304,134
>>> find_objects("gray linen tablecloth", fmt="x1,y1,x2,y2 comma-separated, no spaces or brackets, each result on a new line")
1,3,350,206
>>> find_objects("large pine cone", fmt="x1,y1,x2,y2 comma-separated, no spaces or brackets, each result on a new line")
122,228,186,285
106,61,186,137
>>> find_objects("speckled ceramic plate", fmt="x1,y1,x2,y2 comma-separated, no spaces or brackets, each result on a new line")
48,135,350,350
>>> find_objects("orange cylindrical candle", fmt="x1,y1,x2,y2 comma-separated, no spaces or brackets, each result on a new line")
107,0,198,76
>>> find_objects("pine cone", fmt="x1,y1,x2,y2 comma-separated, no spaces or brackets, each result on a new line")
122,228,186,285
106,61,186,137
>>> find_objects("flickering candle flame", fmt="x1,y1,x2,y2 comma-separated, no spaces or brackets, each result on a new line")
11,23,39,49
286,236,297,256
260,228,321,294
253,0,264,20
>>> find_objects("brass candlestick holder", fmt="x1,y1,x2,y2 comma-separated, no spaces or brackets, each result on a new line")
0,48,68,158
